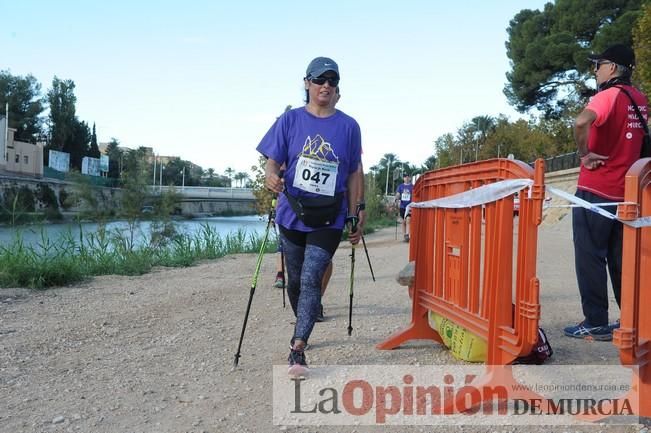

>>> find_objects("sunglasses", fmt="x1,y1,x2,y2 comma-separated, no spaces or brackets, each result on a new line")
592,60,613,71
310,76,339,87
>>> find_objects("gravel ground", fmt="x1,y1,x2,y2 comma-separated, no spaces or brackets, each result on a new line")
0,216,647,433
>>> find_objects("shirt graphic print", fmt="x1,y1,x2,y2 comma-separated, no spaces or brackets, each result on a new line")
292,134,340,196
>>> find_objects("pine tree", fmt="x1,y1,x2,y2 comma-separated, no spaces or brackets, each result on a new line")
89,122,100,158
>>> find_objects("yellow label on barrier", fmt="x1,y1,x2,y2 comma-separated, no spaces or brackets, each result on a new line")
431,311,487,363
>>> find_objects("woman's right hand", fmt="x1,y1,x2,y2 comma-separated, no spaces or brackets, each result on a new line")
265,171,284,194
264,159,285,193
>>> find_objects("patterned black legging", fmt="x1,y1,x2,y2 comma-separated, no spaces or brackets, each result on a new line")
279,226,342,345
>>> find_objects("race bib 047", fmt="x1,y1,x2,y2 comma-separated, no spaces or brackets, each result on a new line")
293,156,338,196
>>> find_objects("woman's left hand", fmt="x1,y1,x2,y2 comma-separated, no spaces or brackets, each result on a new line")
347,216,362,245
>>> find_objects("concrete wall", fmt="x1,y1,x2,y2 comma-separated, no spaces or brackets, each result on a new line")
179,199,256,217
0,174,120,217
541,167,579,225
0,174,257,219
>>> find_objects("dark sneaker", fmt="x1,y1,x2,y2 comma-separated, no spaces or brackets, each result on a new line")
273,274,285,289
403,234,410,243
316,304,325,322
288,349,308,377
609,319,620,331
563,321,613,341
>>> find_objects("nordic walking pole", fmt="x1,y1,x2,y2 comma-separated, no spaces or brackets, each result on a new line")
273,221,286,309
360,234,375,282
233,197,276,368
347,214,359,337
395,208,398,241
280,234,286,309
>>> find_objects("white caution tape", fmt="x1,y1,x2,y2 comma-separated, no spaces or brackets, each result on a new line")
407,179,533,213
406,178,651,229
546,186,651,228
545,186,619,221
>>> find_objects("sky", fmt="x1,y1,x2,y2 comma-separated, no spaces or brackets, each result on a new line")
1,0,550,176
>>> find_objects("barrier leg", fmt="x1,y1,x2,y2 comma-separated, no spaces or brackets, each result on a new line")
575,364,648,422
376,291,443,349
439,365,550,415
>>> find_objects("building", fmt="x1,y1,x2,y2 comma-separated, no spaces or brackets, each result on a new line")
0,115,44,177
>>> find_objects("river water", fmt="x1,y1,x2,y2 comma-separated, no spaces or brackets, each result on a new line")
0,215,270,249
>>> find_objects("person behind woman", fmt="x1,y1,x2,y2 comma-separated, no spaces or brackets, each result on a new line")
257,56,363,376
395,173,413,242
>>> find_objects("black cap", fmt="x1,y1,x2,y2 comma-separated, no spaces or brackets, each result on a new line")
588,44,635,69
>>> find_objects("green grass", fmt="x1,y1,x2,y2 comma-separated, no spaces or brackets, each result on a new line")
0,224,277,289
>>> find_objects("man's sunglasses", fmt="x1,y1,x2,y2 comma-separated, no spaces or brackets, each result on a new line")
592,60,614,71
310,76,339,87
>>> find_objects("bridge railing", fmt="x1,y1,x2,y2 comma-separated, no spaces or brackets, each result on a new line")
150,186,255,199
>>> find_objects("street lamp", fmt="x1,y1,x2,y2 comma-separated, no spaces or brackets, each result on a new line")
159,162,164,191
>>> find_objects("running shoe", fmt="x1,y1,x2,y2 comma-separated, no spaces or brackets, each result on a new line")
288,348,308,377
273,273,285,289
563,321,613,341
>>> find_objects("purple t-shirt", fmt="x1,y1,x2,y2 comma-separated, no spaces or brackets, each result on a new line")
256,107,362,231
397,183,413,209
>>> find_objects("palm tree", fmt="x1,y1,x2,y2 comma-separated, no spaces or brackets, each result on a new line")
378,153,400,195
234,172,245,188
468,115,496,161
225,167,234,188
238,172,250,187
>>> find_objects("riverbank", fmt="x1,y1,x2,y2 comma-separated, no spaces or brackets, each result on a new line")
0,219,643,432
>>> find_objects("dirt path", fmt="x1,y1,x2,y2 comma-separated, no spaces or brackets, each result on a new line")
0,217,645,433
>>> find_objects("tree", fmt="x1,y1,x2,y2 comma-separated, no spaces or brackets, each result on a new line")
47,77,99,170
88,122,100,158
251,156,275,214
105,137,123,179
433,133,458,168
633,2,651,95
505,0,644,117
422,155,438,171
69,119,91,169
225,167,234,187
374,153,400,195
47,77,77,152
0,70,45,143
468,115,496,160
234,171,249,187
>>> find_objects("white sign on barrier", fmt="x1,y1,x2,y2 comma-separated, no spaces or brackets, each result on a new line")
48,150,70,172
99,155,109,173
81,156,101,176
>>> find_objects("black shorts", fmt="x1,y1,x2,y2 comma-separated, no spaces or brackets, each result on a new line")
278,226,343,256
400,207,410,219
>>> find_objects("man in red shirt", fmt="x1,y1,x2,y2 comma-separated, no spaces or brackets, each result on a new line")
564,44,648,341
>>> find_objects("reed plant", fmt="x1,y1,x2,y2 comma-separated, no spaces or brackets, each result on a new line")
0,223,276,289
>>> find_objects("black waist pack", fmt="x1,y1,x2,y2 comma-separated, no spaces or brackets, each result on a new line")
284,190,344,227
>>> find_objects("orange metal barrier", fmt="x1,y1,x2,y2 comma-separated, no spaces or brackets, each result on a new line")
377,158,547,408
